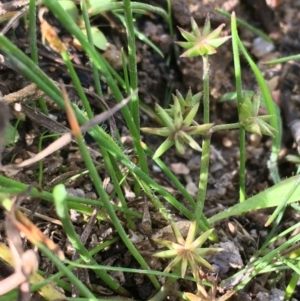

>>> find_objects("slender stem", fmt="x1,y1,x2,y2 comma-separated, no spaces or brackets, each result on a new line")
193,55,218,241
53,185,95,263
121,2,144,196
202,55,210,124
195,137,213,231
29,0,48,115
123,0,139,126
38,133,44,187
195,56,211,219
61,51,94,119
228,10,281,184
38,133,61,187
166,0,174,37
215,8,273,43
208,122,240,135
29,0,38,65
264,54,300,65
285,266,300,300
121,49,130,94
88,2,169,22
104,150,136,230
231,12,246,202
103,56,126,89
80,0,102,97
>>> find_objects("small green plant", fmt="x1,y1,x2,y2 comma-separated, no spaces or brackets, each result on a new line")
153,221,221,278
176,17,231,57
239,91,276,137
141,16,232,233
4,122,20,147
141,89,213,159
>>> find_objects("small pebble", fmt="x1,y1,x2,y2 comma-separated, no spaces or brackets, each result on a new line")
170,162,190,175
186,182,198,196
251,37,275,58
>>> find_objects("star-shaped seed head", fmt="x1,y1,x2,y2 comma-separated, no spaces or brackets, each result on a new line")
239,91,276,137
153,221,222,278
176,15,231,57
141,91,213,159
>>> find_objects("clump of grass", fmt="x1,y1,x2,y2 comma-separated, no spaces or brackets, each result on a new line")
0,2,299,301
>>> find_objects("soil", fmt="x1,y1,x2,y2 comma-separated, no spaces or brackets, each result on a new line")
1,0,300,300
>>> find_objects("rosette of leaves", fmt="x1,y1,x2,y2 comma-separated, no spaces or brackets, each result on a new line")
141,93,213,159
239,91,276,137
153,221,222,278
176,16,231,57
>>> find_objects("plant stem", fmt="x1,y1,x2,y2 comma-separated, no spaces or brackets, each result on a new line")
202,55,210,124
208,122,240,134
29,0,38,66
285,264,300,301
123,0,139,126
195,136,212,231
61,50,94,119
103,150,136,230
121,49,130,94
215,8,273,43
80,0,102,97
195,55,211,228
88,2,169,22
29,0,48,115
166,0,174,37
120,4,143,196
231,12,246,202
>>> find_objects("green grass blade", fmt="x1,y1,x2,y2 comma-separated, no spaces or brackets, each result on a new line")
215,8,273,43
53,184,91,262
264,53,300,65
42,0,149,174
88,2,169,22
266,175,300,226
53,184,132,295
38,243,97,300
29,0,48,115
208,175,300,224
80,0,102,97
